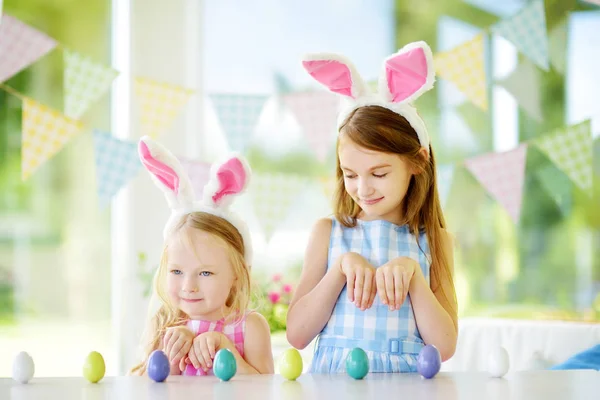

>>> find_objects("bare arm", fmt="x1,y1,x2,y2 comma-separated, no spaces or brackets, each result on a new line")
237,312,274,374
286,218,347,349
409,230,458,361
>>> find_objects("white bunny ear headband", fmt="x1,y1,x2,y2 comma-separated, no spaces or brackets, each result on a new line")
302,41,435,153
138,136,253,263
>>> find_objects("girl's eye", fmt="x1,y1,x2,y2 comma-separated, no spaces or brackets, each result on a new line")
373,173,388,178
200,271,212,277
344,174,357,179
170,269,182,275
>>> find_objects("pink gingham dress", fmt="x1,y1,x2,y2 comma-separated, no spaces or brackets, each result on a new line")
182,313,249,376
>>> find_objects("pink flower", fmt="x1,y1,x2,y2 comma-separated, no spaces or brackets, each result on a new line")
268,291,281,304
282,284,293,294
272,274,282,282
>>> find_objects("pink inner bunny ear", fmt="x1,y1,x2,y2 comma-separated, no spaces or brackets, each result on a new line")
302,59,355,98
212,158,247,204
139,141,179,195
385,46,430,103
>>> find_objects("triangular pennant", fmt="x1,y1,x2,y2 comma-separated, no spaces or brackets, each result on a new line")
536,164,572,216
456,101,491,137
534,120,592,193
498,59,543,122
283,92,339,162
490,0,549,71
437,164,454,208
93,130,141,208
21,98,84,180
134,77,194,138
0,14,58,83
178,158,211,198
250,173,306,240
63,49,119,119
548,19,568,74
210,94,268,153
435,33,488,111
464,144,528,223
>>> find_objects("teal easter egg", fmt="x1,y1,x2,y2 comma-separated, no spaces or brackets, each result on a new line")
213,349,237,381
345,347,369,380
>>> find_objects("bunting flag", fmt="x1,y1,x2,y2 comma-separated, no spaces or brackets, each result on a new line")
0,14,58,83
21,98,84,180
457,101,491,137
93,130,140,208
435,33,488,111
134,77,194,138
464,144,528,223
490,0,549,71
498,59,543,122
548,19,568,74
63,49,119,119
179,158,212,198
536,164,572,216
250,173,307,240
210,94,268,153
283,92,339,162
534,120,592,193
437,164,455,208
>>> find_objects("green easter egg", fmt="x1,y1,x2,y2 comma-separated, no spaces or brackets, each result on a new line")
345,347,369,380
83,351,106,383
279,348,303,380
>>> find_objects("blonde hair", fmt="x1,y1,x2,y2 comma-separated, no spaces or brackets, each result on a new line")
334,106,456,309
130,212,251,375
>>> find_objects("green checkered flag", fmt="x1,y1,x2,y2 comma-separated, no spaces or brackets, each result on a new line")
63,48,119,119
250,173,307,241
534,120,592,193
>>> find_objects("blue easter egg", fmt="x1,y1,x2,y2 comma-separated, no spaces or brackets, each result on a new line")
345,347,369,380
213,349,237,381
147,350,170,382
417,344,441,379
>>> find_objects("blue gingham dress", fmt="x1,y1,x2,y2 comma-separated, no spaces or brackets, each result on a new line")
310,218,431,373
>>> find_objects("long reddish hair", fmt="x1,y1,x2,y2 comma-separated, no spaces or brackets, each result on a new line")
334,105,456,305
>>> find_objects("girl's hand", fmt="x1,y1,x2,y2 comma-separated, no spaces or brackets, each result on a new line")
187,331,227,372
338,252,377,310
163,326,195,367
376,256,419,310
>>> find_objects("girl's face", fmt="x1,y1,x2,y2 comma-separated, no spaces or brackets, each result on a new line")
166,228,236,321
338,136,415,224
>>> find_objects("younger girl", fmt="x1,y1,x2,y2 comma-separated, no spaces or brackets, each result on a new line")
131,136,274,376
287,41,458,373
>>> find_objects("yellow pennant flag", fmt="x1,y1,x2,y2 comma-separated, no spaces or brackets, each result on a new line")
21,98,84,180
434,34,488,111
134,77,194,138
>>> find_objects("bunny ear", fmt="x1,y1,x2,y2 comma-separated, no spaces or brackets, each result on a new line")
203,154,251,209
378,41,435,104
138,136,195,209
302,53,368,99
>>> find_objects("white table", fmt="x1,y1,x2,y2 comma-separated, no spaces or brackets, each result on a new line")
1,370,598,399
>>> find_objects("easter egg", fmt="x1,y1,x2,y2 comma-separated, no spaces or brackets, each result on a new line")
147,350,170,382
279,348,303,380
417,344,441,379
12,351,34,384
487,346,509,378
345,347,369,380
213,349,237,381
83,351,106,383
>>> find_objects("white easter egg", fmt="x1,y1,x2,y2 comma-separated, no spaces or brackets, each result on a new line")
12,351,35,384
487,346,509,378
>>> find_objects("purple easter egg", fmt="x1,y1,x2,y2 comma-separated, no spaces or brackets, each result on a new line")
417,344,441,379
147,350,170,382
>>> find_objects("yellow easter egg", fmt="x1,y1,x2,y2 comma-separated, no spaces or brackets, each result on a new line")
83,351,106,383
279,348,303,381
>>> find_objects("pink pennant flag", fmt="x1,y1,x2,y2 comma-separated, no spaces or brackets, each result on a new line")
283,91,339,162
179,158,211,198
464,144,528,223
0,14,58,83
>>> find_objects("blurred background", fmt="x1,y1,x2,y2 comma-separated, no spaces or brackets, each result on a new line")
0,0,598,377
